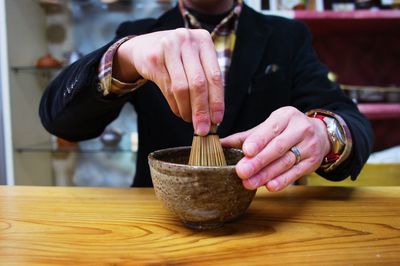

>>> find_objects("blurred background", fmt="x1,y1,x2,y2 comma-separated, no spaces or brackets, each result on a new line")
0,0,399,187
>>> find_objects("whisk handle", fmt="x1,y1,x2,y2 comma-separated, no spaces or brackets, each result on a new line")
210,124,218,135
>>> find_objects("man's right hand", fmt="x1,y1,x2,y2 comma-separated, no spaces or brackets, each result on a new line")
114,28,225,136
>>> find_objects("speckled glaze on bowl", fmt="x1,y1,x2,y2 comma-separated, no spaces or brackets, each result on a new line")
148,147,256,230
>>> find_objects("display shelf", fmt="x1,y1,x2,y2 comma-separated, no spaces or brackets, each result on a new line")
11,66,65,80
341,85,400,103
295,10,400,20
11,66,64,73
358,103,400,120
261,10,400,34
261,10,400,19
15,142,136,153
261,10,295,18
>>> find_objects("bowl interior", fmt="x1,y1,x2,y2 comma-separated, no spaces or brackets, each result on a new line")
149,147,243,167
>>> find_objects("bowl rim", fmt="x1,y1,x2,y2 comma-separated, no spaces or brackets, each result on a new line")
148,146,242,170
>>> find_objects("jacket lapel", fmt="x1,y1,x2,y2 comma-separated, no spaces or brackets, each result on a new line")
219,5,271,137
151,5,185,31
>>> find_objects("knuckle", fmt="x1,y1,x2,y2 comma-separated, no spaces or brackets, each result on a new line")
308,155,321,166
174,28,190,41
283,153,294,168
308,139,319,154
252,155,264,170
191,75,207,91
172,82,188,94
198,29,210,37
281,106,298,117
160,36,171,49
303,123,315,135
190,84,207,97
271,122,281,136
210,70,223,84
148,50,162,66
194,29,211,40
260,175,272,186
288,107,298,116
253,139,266,152
276,106,291,113
274,140,287,156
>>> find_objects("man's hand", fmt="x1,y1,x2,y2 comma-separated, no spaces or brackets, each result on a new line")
220,106,331,192
115,28,224,136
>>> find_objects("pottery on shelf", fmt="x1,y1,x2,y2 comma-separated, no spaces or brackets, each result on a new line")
100,128,123,147
36,53,63,68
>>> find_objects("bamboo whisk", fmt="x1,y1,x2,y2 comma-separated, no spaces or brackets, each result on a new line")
188,124,227,166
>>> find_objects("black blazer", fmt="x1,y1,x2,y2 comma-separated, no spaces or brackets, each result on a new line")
39,4,373,187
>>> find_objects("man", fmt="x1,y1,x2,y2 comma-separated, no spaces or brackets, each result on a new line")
39,0,373,191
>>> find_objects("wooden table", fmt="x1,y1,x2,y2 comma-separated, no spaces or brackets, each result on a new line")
1,186,399,265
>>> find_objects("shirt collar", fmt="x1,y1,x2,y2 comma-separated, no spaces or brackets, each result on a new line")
178,0,243,34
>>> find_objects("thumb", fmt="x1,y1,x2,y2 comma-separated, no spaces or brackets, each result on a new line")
220,129,253,149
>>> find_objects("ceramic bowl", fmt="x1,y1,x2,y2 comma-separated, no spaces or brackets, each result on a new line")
148,147,256,230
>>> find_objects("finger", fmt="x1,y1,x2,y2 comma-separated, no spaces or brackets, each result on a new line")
197,30,224,125
220,128,254,149
265,158,316,192
242,150,297,190
162,32,191,122
163,82,181,119
181,32,210,136
152,57,180,117
237,116,311,179
242,112,288,157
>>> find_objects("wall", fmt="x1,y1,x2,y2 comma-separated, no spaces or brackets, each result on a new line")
0,39,6,184
4,0,176,186
6,0,52,185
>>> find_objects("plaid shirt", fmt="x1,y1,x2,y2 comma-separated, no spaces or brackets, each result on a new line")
97,0,242,96
179,0,242,83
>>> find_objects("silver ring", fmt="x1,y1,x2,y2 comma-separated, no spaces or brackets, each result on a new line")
290,146,301,165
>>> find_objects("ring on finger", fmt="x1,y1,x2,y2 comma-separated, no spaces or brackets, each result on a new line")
290,146,301,165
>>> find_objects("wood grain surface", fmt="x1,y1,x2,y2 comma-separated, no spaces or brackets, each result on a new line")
0,186,399,265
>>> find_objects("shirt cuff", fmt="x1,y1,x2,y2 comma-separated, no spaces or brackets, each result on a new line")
306,109,353,172
98,36,146,96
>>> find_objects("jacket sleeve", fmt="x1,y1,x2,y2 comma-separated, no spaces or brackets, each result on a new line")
39,19,155,141
289,21,374,181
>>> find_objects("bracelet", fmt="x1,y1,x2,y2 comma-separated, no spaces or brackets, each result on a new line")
306,109,353,172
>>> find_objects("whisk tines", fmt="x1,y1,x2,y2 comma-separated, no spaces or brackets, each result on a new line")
188,124,227,166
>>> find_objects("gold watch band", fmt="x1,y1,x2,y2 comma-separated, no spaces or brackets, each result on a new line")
306,109,353,172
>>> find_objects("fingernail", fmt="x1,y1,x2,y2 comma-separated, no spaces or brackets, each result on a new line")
267,180,278,191
239,162,253,178
212,111,224,124
244,142,258,156
195,122,210,136
247,177,260,189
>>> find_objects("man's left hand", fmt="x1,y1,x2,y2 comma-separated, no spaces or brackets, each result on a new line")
220,106,331,191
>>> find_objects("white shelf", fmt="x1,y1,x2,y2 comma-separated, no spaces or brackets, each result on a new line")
258,10,400,20
0,0,15,185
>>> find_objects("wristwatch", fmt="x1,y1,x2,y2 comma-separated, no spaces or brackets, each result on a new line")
306,109,353,172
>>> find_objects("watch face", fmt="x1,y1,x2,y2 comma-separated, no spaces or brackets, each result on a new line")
324,116,345,153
